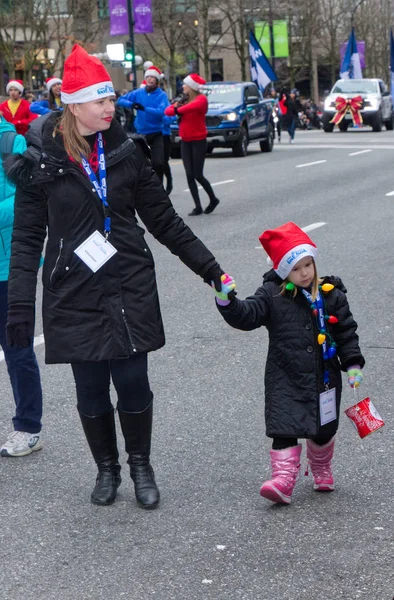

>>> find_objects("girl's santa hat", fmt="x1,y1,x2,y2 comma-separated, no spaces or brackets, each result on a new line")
46,77,62,91
61,44,115,104
144,66,162,80
6,79,24,94
259,222,318,280
183,73,206,91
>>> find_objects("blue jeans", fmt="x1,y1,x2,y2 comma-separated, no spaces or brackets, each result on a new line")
287,119,296,140
0,281,42,433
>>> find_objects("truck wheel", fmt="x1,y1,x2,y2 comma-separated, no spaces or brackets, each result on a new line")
170,146,181,159
323,123,334,132
260,124,274,152
372,111,382,132
232,127,248,157
385,115,394,130
338,121,349,132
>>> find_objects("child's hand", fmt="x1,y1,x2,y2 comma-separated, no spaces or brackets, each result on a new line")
212,274,236,306
347,365,363,388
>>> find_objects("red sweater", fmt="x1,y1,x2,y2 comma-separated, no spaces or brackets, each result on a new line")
0,99,37,136
165,94,207,142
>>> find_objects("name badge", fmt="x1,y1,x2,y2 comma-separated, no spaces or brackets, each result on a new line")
319,388,337,426
74,230,117,273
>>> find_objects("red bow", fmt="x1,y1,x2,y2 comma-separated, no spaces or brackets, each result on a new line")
330,95,363,126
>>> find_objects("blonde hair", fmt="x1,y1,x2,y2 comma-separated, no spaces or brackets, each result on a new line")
279,258,322,300
56,105,91,163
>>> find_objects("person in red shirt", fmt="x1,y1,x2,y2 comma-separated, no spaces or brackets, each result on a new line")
165,74,219,216
0,80,37,136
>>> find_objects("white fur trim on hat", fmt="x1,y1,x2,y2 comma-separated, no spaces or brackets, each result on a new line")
183,75,203,91
46,77,62,91
6,80,24,94
144,68,161,80
275,244,318,280
61,81,115,104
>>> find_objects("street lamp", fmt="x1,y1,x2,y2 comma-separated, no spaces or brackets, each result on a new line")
351,0,367,27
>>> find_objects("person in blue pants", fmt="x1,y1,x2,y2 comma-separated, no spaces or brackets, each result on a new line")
0,117,43,457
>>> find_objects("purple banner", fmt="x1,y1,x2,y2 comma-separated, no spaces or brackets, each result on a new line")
109,0,129,36
340,40,366,69
134,0,153,34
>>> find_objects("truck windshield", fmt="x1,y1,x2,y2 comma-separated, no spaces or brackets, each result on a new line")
203,84,243,104
332,80,379,94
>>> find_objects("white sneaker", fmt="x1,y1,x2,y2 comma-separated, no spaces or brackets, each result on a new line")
1,431,43,457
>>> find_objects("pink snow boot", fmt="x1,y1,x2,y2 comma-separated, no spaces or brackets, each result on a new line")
306,437,335,492
260,444,302,505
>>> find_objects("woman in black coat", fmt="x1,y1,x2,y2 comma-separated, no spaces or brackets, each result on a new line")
5,45,227,510
214,222,365,506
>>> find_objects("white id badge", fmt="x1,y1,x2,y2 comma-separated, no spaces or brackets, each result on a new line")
74,230,117,273
319,388,337,426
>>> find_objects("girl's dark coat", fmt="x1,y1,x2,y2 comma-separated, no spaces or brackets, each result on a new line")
217,270,365,438
7,112,221,364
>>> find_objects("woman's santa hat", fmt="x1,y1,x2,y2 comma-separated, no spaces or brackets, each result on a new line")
183,74,206,91
61,44,115,104
144,66,162,80
46,77,62,91
140,80,147,88
259,222,318,280
6,79,24,94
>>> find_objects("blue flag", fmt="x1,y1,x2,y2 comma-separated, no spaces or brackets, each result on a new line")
249,30,278,93
390,29,394,106
340,27,362,79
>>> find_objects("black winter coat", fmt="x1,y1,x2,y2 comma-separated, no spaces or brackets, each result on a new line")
217,270,365,438
7,113,222,364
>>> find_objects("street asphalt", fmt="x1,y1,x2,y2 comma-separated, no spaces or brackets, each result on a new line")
1,127,393,600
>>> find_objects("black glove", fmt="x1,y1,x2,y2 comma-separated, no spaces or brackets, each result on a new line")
132,102,145,111
204,266,224,292
6,305,35,348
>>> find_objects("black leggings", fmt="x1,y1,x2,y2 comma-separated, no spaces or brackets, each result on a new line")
163,135,172,188
71,353,151,417
181,139,216,209
272,436,333,450
145,132,164,182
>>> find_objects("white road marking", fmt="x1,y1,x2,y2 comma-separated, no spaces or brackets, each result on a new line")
0,334,45,363
348,149,372,156
183,179,235,192
255,222,327,248
296,160,327,168
278,144,394,150
385,190,394,196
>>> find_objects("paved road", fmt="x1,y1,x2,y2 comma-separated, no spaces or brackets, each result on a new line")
1,128,393,600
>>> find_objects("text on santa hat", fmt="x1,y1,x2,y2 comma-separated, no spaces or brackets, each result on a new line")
286,248,307,265
97,84,115,95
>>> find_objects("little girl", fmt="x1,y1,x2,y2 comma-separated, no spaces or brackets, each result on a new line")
214,222,365,505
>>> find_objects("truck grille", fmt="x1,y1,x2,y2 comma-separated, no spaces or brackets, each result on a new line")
206,116,222,127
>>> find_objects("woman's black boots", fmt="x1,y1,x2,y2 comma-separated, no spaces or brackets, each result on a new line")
79,409,122,506
118,400,160,510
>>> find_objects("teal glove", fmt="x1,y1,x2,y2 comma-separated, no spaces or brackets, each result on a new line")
212,273,236,306
347,365,363,388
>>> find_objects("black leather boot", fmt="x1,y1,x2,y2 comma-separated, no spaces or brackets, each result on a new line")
118,400,160,510
79,409,121,506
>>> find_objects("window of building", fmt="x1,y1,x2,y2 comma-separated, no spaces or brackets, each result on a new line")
209,58,223,81
209,20,222,36
97,0,109,19
175,0,196,13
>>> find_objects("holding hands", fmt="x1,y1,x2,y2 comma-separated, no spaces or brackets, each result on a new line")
347,365,363,388
212,274,236,306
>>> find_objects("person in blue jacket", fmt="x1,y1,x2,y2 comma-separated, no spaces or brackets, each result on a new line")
117,66,169,182
0,117,43,457
30,77,62,116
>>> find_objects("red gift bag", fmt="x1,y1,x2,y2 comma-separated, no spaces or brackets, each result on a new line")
344,390,385,439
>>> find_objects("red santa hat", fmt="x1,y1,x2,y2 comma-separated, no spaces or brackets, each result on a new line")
144,66,162,80
183,74,206,91
46,76,62,91
61,44,114,104
259,222,318,280
6,79,24,94
140,80,147,88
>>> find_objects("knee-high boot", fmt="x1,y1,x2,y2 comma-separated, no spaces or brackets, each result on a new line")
118,400,160,510
78,409,121,505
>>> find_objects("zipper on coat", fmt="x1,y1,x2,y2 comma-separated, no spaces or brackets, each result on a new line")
50,238,63,283
122,307,137,353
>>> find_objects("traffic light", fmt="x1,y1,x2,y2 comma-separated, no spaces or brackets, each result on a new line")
125,41,134,62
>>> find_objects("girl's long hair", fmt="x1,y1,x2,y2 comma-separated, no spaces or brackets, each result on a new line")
279,258,322,301
56,105,91,164
48,88,61,111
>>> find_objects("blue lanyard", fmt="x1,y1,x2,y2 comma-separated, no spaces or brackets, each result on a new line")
81,133,111,237
302,289,330,386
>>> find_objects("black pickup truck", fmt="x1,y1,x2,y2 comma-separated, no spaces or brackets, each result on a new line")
170,81,274,157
